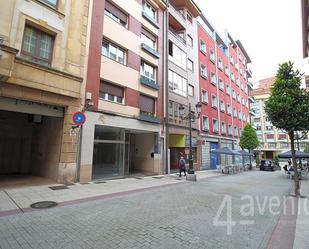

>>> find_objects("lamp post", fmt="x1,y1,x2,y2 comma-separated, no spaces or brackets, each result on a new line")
179,102,202,175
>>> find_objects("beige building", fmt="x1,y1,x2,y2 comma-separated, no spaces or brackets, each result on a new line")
0,0,89,183
250,77,308,159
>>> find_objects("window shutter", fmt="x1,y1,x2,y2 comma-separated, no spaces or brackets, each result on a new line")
139,95,154,113
100,81,124,97
142,28,156,42
105,1,127,24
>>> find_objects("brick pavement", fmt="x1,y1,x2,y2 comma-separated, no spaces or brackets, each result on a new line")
0,171,293,249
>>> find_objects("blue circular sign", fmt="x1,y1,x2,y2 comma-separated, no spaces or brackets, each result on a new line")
73,112,86,126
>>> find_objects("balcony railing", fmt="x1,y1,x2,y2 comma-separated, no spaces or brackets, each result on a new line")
142,10,160,29
141,43,160,58
139,112,160,123
169,27,186,45
140,75,160,90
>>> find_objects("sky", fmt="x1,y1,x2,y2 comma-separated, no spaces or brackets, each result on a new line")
194,0,308,84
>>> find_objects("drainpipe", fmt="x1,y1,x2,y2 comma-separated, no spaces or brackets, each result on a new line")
164,2,169,174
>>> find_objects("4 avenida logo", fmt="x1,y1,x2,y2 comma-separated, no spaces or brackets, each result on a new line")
212,195,308,235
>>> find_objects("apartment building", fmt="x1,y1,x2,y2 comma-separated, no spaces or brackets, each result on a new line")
166,0,201,172
80,0,167,181
250,77,309,159
197,15,252,170
0,0,89,183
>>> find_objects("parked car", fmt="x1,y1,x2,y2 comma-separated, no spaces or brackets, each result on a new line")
260,159,275,171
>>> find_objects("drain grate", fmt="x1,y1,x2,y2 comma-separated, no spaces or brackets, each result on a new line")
152,176,164,179
93,181,107,184
134,177,143,180
49,185,69,190
30,201,58,209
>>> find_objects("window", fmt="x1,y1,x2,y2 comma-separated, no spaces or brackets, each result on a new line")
213,119,219,133
210,72,217,85
140,94,155,115
227,104,232,115
210,50,216,63
143,1,157,20
225,65,229,76
236,77,240,86
188,84,194,96
187,59,194,71
187,12,192,23
105,1,128,27
187,35,193,47
221,122,226,134
235,63,239,71
21,25,54,66
237,94,241,103
220,100,225,112
231,72,235,82
211,95,217,108
234,126,239,137
141,61,156,81
226,84,231,95
219,79,224,91
230,55,234,65
99,81,124,104
241,83,244,91
218,58,223,70
168,70,187,97
202,90,209,104
42,0,57,7
238,110,242,120
169,41,187,69
200,40,206,54
232,90,236,99
102,39,125,64
233,108,237,117
203,116,209,130
200,64,207,78
243,114,246,122
242,97,245,105
228,125,233,135
141,29,156,50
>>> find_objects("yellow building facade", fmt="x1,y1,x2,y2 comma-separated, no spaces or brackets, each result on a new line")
0,0,89,183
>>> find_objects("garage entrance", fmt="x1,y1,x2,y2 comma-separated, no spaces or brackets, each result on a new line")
0,97,64,181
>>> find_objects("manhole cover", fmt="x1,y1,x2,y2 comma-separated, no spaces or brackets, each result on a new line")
49,185,69,190
30,201,58,209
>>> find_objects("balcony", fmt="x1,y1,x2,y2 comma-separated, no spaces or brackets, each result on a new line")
141,43,160,58
168,4,186,30
247,81,254,89
248,96,254,103
249,110,256,116
169,27,186,45
246,68,252,78
142,10,160,29
140,75,160,90
139,112,160,123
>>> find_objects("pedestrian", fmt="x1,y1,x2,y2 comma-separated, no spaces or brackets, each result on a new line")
288,159,292,167
179,153,186,177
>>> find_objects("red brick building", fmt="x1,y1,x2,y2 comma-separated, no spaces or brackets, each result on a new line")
197,15,253,170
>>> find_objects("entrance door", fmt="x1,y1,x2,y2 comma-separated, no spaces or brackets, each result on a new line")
210,142,220,170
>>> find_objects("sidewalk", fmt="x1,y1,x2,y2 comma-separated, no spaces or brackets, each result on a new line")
0,170,222,217
293,179,309,249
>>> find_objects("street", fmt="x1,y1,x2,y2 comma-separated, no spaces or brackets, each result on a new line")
0,171,294,249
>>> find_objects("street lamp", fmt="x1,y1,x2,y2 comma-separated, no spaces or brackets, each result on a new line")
179,102,202,174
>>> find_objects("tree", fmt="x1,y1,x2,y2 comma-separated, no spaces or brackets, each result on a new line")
265,62,309,196
239,123,259,169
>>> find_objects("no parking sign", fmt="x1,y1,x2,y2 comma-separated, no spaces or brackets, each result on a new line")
72,112,86,126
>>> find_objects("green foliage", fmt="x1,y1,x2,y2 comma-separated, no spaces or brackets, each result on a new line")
264,62,309,133
273,156,279,166
239,124,259,150
304,142,309,153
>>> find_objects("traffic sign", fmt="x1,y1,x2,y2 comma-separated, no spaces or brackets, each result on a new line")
73,112,86,126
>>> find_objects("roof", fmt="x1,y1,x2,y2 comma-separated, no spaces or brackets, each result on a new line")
236,40,252,63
